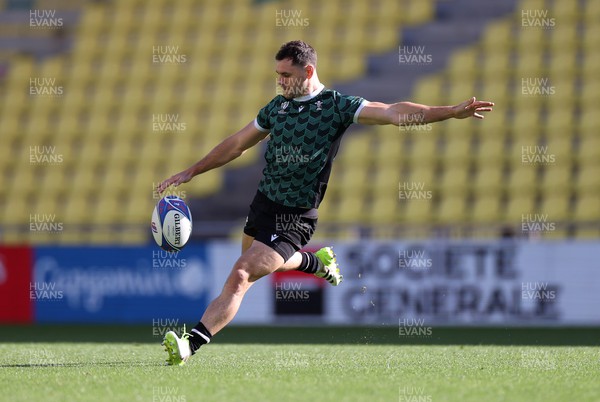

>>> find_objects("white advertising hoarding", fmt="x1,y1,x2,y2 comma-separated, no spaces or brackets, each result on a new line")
209,240,600,326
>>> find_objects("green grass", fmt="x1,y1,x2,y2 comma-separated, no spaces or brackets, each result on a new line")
1,327,599,402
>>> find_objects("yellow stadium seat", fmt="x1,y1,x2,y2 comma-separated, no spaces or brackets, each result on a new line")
438,165,470,196
552,0,580,22
442,136,472,165
369,196,400,224
543,108,575,138
472,164,504,195
336,196,367,224
63,195,93,225
510,107,542,139
481,82,509,114
504,193,536,224
481,20,512,52
405,164,436,186
581,50,600,80
407,135,438,166
539,193,571,222
338,164,370,194
338,134,374,167
575,228,600,239
544,137,573,165
401,0,433,24
447,47,478,80
548,51,577,79
372,164,401,197
436,194,468,224
476,136,507,169
470,194,502,224
540,164,572,195
400,198,434,225
516,26,545,51
374,133,406,168
514,49,544,78
573,194,600,222
549,24,577,51
446,80,476,106
579,80,600,107
507,164,538,195
412,75,443,105
577,136,600,164
576,164,600,195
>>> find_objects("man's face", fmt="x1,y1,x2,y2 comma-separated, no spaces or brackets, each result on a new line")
276,58,310,99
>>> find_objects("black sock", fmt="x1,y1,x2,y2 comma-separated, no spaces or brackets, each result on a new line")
188,321,212,354
298,252,320,274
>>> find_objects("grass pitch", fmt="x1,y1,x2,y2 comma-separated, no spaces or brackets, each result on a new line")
1,327,599,402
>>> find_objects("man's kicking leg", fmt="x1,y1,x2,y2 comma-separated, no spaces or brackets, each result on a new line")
278,248,343,285
163,240,284,365
163,239,341,365
243,233,342,283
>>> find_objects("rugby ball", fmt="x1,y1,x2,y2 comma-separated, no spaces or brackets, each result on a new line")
151,196,192,251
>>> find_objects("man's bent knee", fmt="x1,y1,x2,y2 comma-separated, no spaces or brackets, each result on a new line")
224,267,250,296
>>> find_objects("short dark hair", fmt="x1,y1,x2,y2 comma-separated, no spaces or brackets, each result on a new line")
275,40,317,67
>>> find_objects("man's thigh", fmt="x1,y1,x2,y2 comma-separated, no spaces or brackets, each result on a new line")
241,233,254,254
236,239,285,282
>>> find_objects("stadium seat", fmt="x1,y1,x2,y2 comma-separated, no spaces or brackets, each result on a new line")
470,194,502,224
573,194,600,222
438,165,470,196
540,164,572,195
436,194,468,225
507,164,538,195
504,193,537,224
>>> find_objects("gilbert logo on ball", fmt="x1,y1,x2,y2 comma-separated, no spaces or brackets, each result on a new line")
151,196,192,251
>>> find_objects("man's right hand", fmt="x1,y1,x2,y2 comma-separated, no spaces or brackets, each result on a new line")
156,169,194,194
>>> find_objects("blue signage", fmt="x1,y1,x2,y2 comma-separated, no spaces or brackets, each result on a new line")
33,246,211,323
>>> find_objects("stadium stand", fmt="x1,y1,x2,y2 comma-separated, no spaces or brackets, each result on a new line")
0,0,597,244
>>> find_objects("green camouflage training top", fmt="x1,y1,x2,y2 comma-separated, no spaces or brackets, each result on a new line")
254,85,366,209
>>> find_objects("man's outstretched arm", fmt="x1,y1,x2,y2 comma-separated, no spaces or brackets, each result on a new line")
156,121,269,193
357,97,494,126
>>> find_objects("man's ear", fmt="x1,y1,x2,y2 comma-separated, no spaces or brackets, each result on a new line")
305,64,314,79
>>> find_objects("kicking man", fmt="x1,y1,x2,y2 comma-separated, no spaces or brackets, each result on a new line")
157,40,493,365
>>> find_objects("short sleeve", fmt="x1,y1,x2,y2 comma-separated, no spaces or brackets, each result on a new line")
254,103,272,133
336,94,367,126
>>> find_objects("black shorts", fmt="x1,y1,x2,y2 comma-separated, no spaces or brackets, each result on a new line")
243,191,318,262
